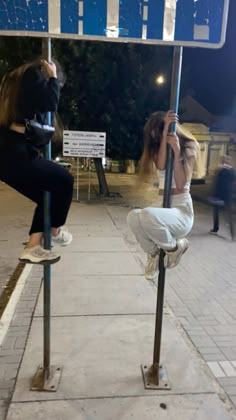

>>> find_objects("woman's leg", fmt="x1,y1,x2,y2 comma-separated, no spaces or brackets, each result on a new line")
127,209,160,280
1,157,73,235
224,204,234,240
139,206,192,268
28,232,43,247
0,173,60,263
0,146,73,262
127,205,192,270
28,158,74,235
213,206,219,232
127,209,160,255
129,207,190,251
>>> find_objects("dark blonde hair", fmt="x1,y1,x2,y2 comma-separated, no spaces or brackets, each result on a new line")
139,111,202,180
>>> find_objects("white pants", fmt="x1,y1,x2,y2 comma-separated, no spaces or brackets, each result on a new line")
127,193,194,254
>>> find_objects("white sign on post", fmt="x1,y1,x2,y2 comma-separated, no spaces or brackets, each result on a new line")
63,131,106,158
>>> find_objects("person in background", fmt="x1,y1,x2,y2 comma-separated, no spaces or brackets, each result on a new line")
127,110,202,281
209,155,235,239
0,59,74,264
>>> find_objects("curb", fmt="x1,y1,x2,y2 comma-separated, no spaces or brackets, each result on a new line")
0,264,33,348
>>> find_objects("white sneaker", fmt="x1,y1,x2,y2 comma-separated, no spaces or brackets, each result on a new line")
145,252,159,280
19,245,60,265
164,238,189,269
52,226,73,246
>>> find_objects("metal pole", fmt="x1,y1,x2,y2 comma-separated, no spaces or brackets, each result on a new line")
142,46,183,389
88,158,91,201
31,38,62,391
77,157,80,201
206,143,211,176
42,37,52,379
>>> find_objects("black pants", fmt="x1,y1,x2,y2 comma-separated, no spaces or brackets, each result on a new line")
213,205,234,239
0,129,74,235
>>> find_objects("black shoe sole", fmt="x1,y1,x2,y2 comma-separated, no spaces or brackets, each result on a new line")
19,256,61,265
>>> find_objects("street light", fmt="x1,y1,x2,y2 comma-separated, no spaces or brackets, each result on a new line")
156,74,165,85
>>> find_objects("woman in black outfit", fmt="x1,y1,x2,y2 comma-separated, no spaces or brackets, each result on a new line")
0,59,74,264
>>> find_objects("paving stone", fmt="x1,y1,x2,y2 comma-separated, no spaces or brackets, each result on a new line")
219,362,236,377
0,380,14,390
0,356,22,364
203,354,227,362
0,400,7,420
222,386,236,396
1,338,16,351
2,180,236,416
218,377,236,387
5,395,236,420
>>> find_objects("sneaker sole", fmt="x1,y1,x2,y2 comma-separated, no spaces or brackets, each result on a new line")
145,273,158,281
51,238,73,247
19,256,61,265
145,254,160,280
166,243,188,269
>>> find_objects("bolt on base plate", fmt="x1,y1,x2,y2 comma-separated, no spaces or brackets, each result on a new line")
141,364,171,390
31,365,62,392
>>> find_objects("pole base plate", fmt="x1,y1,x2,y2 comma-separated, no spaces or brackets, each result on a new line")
141,364,171,390
31,365,62,392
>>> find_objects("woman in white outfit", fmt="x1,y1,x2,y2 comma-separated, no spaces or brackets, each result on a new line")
127,110,201,280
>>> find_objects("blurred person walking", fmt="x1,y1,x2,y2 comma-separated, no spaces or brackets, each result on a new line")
208,155,235,240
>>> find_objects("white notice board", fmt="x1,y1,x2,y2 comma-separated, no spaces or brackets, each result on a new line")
63,131,106,158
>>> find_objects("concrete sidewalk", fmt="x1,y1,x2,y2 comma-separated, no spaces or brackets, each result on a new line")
3,200,236,419
0,182,34,293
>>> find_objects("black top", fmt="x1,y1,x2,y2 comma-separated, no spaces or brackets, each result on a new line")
15,64,60,125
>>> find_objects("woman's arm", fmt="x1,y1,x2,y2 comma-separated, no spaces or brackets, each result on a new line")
167,133,196,190
23,61,60,113
153,110,178,170
173,156,188,190
169,132,187,190
154,124,168,170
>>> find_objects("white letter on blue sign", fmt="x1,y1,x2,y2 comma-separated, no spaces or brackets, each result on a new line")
163,0,177,41
48,0,61,34
106,0,120,37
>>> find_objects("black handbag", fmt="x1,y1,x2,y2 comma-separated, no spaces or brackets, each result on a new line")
25,119,55,148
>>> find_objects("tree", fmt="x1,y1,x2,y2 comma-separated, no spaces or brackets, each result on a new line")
53,40,173,160
0,36,174,194
0,36,41,76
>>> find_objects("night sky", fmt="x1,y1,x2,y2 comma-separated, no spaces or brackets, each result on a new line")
183,0,236,116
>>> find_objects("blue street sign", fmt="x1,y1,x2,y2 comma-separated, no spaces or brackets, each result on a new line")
0,0,230,48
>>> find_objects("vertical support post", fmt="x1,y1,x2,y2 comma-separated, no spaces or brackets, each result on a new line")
88,158,91,201
206,142,211,176
142,46,183,389
31,38,62,391
43,37,52,380
77,157,80,201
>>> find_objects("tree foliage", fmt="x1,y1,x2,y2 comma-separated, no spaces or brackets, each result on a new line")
0,36,175,160
0,36,41,76
54,39,173,160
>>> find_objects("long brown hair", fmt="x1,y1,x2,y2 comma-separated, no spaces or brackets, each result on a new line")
139,111,165,178
0,60,64,142
0,62,35,127
139,111,202,180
